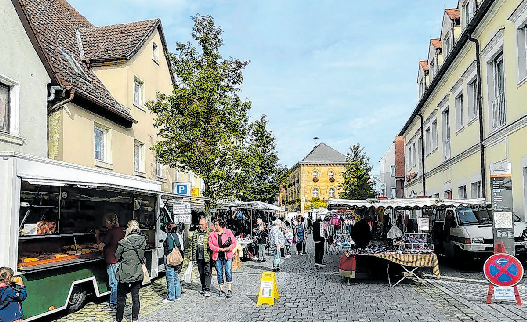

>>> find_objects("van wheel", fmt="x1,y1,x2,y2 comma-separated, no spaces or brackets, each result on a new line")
67,285,87,313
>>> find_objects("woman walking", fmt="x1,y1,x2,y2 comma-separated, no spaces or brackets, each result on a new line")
163,223,183,303
208,217,237,298
115,220,146,322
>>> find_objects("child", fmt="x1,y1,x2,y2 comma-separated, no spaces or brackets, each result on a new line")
284,227,294,258
0,267,27,322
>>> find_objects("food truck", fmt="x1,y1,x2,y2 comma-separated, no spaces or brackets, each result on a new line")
0,153,180,320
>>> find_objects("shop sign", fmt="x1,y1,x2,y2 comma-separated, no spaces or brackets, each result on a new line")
191,187,199,197
174,214,191,224
173,203,191,215
494,286,515,300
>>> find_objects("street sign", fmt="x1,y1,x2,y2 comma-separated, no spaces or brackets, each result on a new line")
174,182,190,196
483,253,523,286
490,161,514,254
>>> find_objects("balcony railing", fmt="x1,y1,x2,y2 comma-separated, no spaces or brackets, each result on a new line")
491,93,506,130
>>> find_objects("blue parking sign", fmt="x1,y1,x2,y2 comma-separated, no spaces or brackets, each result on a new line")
175,183,190,196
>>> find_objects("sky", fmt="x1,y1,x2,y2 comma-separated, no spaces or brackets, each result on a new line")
70,0,454,172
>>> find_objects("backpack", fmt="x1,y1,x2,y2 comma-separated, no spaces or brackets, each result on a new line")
296,224,304,243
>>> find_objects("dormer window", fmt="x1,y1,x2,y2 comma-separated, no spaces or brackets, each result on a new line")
444,33,451,56
463,0,474,28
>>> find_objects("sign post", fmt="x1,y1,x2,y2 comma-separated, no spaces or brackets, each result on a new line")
490,161,514,255
483,250,523,305
256,271,279,306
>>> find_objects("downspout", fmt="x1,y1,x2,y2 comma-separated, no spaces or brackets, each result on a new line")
48,88,74,115
468,36,486,199
417,113,426,195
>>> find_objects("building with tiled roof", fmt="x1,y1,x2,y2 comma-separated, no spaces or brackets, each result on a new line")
284,143,347,213
396,0,527,220
11,0,202,195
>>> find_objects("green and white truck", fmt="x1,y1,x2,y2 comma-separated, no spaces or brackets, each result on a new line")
0,153,177,320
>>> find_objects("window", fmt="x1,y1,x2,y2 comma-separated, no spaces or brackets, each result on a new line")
444,190,452,199
455,93,464,131
467,79,478,121
425,127,431,155
133,76,144,108
517,25,527,82
412,142,417,167
328,171,334,179
471,181,482,198
458,185,467,199
0,83,10,133
156,162,163,178
0,75,20,137
430,60,435,80
490,52,506,130
152,42,159,63
391,187,396,198
329,188,335,198
312,188,319,198
463,0,474,29
442,108,451,160
312,171,318,179
408,145,413,169
134,140,145,173
419,79,426,97
431,120,438,151
94,125,108,162
444,33,451,56
390,165,395,177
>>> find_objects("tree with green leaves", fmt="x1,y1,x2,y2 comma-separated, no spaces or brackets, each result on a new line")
340,144,375,200
148,15,251,210
239,115,285,204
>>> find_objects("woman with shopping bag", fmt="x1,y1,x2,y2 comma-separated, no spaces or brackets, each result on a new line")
163,223,183,303
115,220,147,322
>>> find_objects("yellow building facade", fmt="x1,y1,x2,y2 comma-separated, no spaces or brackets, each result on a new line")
401,0,527,219
285,143,346,213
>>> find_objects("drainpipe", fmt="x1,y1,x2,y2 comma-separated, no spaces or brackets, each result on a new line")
417,113,426,196
48,89,74,115
468,36,486,199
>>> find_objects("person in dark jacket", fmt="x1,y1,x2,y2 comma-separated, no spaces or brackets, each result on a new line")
253,218,267,262
163,222,183,303
313,217,326,267
115,220,146,322
188,217,212,297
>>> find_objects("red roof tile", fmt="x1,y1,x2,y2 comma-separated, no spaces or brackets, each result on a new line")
445,8,460,20
431,38,442,49
81,19,160,63
16,0,136,125
419,60,429,71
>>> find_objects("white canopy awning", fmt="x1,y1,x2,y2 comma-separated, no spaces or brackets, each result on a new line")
327,198,489,209
219,200,283,211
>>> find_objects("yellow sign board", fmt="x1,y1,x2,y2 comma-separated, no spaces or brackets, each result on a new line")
256,271,279,306
191,188,199,197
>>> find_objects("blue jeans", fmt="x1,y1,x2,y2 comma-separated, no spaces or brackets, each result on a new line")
215,258,232,285
164,259,181,301
273,248,281,268
107,263,119,305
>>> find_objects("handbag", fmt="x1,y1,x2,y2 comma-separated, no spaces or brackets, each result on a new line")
166,234,183,266
183,261,193,283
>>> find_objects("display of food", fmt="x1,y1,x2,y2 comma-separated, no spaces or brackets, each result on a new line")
36,221,57,235
18,243,102,268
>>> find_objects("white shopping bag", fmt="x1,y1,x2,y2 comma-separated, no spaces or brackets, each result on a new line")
183,261,193,284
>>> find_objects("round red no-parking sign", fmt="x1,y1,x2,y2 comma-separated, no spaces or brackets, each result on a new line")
483,253,524,286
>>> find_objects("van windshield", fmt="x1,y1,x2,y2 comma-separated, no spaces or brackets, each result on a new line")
457,209,480,225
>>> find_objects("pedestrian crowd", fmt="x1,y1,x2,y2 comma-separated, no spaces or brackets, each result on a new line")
0,212,327,322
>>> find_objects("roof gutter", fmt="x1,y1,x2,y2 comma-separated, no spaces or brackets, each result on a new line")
398,0,495,136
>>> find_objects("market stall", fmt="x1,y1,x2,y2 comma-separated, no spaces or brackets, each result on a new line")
0,153,169,320
329,197,487,285
214,201,283,261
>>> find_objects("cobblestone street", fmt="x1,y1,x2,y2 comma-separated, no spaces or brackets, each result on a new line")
49,236,527,322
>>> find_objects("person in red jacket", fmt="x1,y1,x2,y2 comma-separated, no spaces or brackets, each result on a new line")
95,212,125,310
208,217,237,298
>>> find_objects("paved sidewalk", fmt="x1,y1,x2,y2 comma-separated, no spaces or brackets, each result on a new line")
50,236,527,322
